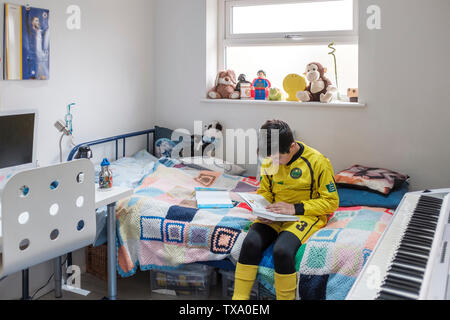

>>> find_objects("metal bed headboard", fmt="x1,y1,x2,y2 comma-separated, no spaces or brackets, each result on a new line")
67,129,156,162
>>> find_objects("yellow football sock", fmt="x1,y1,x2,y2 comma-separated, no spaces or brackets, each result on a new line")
274,272,297,300
232,263,258,300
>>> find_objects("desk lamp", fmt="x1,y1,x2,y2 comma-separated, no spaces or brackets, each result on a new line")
54,103,77,163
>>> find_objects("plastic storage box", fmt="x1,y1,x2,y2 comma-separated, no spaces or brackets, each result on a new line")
150,264,214,298
219,269,259,300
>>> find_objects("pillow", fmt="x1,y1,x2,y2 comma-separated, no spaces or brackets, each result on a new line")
180,157,246,176
154,126,192,159
337,182,409,209
132,149,159,163
335,165,409,195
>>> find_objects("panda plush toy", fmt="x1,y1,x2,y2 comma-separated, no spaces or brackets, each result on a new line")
190,121,223,158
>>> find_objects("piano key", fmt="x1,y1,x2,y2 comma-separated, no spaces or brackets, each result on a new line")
396,247,429,260
390,261,426,273
419,195,443,201
403,231,434,241
414,211,439,218
398,244,430,256
400,241,432,251
393,256,427,268
383,277,422,294
414,209,440,217
402,235,433,247
404,227,435,238
408,217,437,226
405,228,436,238
406,227,436,235
376,291,407,300
417,199,442,206
415,205,441,212
409,218,437,228
416,206,439,213
389,264,425,278
419,196,443,203
405,225,436,233
415,205,442,212
410,215,438,223
396,252,428,265
385,272,423,285
382,282,420,296
417,200,442,206
377,288,419,300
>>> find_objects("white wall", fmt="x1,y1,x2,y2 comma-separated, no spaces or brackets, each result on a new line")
0,0,154,166
0,0,154,300
153,0,450,191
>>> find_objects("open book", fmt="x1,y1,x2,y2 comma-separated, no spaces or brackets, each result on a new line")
238,193,300,222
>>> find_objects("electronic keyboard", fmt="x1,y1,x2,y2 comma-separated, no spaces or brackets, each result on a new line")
346,189,450,300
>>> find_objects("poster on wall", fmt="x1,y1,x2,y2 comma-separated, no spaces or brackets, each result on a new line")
4,3,50,80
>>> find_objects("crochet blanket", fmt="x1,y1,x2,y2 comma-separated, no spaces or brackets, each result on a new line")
257,206,394,300
116,162,259,277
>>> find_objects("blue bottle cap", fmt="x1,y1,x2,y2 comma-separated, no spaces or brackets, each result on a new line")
101,158,110,167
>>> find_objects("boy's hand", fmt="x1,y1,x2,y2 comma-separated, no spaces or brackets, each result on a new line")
266,202,296,215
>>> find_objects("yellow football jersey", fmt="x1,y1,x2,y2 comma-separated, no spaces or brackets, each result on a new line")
257,141,340,220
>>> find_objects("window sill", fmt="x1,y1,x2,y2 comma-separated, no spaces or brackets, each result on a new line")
200,99,366,108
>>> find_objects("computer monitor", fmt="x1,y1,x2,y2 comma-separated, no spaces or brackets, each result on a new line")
0,109,38,171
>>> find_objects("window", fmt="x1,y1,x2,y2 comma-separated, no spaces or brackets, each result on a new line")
219,0,359,99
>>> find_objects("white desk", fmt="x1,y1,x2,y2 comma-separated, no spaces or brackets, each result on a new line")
95,186,133,210
94,185,133,300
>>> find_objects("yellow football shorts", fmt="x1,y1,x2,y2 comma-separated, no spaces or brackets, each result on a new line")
254,215,327,244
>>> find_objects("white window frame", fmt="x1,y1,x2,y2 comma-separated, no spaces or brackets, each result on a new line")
218,0,359,70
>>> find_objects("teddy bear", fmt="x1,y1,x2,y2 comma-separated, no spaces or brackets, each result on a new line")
208,70,240,99
296,62,337,103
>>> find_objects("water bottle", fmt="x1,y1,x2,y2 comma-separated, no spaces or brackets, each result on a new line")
99,158,113,189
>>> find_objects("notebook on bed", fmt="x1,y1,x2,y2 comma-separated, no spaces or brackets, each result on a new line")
195,188,234,209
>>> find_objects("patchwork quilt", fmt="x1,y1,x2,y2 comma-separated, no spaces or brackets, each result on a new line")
116,160,260,277
257,206,394,300
113,155,395,301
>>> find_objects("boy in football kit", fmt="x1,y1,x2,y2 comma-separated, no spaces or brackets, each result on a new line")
233,120,340,300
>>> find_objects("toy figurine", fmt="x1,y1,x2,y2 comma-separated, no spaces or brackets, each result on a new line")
347,88,359,102
268,88,283,101
251,70,271,100
235,74,251,93
235,74,252,100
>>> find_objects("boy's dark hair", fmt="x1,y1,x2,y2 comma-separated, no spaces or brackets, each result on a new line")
258,120,295,157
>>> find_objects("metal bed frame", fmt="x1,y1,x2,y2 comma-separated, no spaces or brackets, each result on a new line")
66,128,235,299
68,129,156,163
66,129,155,290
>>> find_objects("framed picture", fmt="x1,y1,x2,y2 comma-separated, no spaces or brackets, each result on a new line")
4,3,50,80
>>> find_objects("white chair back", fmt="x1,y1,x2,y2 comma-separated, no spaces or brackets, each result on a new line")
0,160,95,277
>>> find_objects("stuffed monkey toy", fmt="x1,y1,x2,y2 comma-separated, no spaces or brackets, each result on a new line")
296,62,337,103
